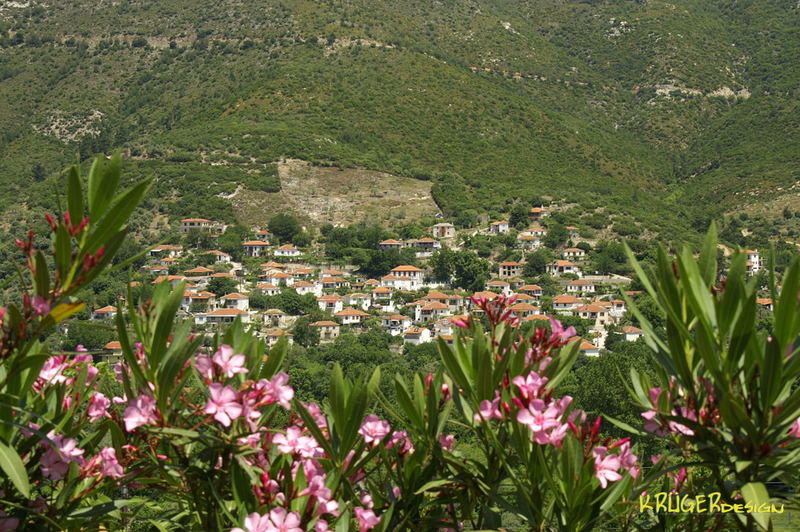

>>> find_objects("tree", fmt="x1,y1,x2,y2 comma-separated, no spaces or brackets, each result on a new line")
269,214,301,243
523,249,552,277
291,317,319,347
207,276,238,296
31,162,47,182
430,247,455,283
453,250,489,292
544,222,568,249
509,204,529,229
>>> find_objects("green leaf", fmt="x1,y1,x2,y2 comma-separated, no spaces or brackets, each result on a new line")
50,302,85,324
413,479,452,495
84,179,150,255
741,482,770,530
0,439,30,498
66,165,84,224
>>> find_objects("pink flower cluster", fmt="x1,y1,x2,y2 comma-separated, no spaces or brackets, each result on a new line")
641,387,697,437
203,370,294,429
593,440,639,488
511,371,576,446
34,348,98,393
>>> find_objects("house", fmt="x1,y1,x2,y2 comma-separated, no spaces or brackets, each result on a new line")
486,280,511,295
255,230,272,242
290,268,314,280
509,302,540,318
622,326,644,342
574,304,611,327
744,249,761,276
334,307,371,326
410,237,441,251
152,275,186,287
263,309,286,327
518,284,543,300
608,299,627,319
220,293,249,311
186,291,216,311
293,281,322,297
529,207,548,220
757,297,773,311
566,226,580,240
566,280,596,294
433,316,462,337
261,271,294,287
561,248,586,260
148,244,183,258
199,308,250,325
319,269,345,279
522,225,547,238
489,220,510,234
184,266,215,277
499,261,523,278
378,239,404,250
516,234,542,250
432,223,456,239
320,276,350,290
553,295,584,314
386,265,424,290
243,240,270,258
157,257,178,268
181,218,213,233
382,314,413,336
202,250,231,263
92,305,117,320
344,293,372,310
255,283,281,296
414,300,450,322
577,338,601,357
318,295,344,314
546,260,582,278
275,244,301,257
310,321,341,343
419,291,464,313
262,261,286,271
403,326,432,345
266,330,293,347
100,341,123,363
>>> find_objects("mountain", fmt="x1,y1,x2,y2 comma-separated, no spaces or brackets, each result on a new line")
1,0,798,239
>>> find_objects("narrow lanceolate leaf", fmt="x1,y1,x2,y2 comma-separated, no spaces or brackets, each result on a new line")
66,165,84,224
0,439,30,498
50,302,85,324
741,482,770,530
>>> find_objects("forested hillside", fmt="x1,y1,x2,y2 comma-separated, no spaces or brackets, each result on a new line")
1,0,798,240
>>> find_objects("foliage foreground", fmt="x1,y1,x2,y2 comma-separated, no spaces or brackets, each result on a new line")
2,158,800,531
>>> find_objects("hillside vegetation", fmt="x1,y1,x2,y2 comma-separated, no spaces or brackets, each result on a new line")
0,0,798,239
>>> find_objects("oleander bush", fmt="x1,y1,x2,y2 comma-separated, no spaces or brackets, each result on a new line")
2,158,800,531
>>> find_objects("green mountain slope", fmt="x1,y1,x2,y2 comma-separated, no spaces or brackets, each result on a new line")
0,0,797,238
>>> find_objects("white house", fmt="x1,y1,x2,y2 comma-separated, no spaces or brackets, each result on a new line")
561,248,586,260
344,293,372,311
181,218,213,233
566,280,596,294
148,244,183,258
255,283,281,296
266,330,293,347
509,302,539,318
184,266,214,277
744,249,761,276
202,250,231,263
261,271,294,287
198,308,251,325
220,293,249,311
378,239,404,250
486,280,512,295
334,307,371,326
529,207,548,220
382,314,413,336
243,240,270,258
384,265,424,290
92,305,117,320
293,281,323,297
516,234,542,250
403,326,432,345
578,339,601,357
414,300,450,322
546,260,582,278
552,295,583,314
489,220,510,234
263,308,286,328
518,284,543,300
318,295,344,314
574,304,611,327
622,326,644,342
275,244,301,257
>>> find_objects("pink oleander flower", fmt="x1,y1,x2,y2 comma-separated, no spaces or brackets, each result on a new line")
314,520,331,532
549,317,576,342
789,417,800,438
439,433,455,452
212,344,248,378
517,396,572,445
195,353,214,381
593,446,622,489
617,441,640,479
231,512,272,532
274,426,320,457
360,493,374,509
475,392,503,422
264,508,302,532
123,393,157,432
354,506,381,532
303,401,328,430
35,355,69,391
84,446,125,479
87,392,110,422
513,371,548,401
300,474,332,502
387,430,414,455
267,372,294,409
359,414,391,446
32,295,50,316
40,431,85,480
204,383,242,427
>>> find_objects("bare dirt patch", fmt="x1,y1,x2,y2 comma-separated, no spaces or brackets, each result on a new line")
230,159,441,229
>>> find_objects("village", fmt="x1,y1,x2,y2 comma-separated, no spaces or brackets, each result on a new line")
96,207,770,359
